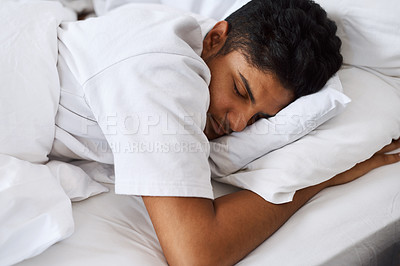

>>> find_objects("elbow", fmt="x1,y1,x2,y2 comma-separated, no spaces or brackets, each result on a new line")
161,229,229,266
142,196,236,265
165,244,226,266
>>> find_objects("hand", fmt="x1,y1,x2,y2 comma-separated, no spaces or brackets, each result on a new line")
328,139,400,187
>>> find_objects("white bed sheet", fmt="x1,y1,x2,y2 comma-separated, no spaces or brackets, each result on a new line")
16,160,400,266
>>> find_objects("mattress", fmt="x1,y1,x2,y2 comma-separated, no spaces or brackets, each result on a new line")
15,161,400,266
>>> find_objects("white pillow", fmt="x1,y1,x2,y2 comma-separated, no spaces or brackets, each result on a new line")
209,74,351,177
0,1,75,163
314,0,400,77
214,67,400,203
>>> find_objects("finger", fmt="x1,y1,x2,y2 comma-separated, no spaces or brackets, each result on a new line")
373,152,400,168
331,152,400,187
376,139,400,154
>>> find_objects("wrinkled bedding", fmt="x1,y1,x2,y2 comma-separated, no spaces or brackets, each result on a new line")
1,0,400,265
0,2,110,265
14,162,400,266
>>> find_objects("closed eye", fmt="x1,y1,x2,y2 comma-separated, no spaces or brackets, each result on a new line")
233,83,246,99
248,112,272,125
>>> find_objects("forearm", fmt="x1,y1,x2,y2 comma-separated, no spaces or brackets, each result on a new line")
144,180,330,266
144,140,400,265
211,180,330,265
209,139,400,265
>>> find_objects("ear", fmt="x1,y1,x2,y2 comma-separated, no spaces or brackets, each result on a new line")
201,21,229,59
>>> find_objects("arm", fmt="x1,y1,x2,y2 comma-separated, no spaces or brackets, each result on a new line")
143,140,400,266
144,183,327,266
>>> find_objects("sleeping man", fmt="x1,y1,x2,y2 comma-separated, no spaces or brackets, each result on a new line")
52,0,400,264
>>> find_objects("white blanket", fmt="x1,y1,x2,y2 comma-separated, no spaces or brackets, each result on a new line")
0,2,108,265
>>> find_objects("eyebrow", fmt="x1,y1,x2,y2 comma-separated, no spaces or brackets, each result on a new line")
239,72,256,104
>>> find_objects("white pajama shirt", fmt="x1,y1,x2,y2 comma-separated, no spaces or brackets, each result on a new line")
53,4,216,198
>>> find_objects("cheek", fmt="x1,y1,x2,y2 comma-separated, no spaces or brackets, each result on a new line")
207,64,234,114
208,84,233,115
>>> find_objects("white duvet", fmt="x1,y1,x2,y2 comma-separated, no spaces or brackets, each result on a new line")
0,2,108,265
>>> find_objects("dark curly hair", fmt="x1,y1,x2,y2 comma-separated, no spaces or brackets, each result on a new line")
218,0,343,98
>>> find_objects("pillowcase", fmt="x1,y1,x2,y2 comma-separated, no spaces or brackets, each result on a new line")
0,1,75,163
314,0,400,77
213,67,400,204
209,74,351,177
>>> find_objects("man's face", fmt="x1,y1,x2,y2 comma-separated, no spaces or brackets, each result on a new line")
201,21,294,140
202,49,294,140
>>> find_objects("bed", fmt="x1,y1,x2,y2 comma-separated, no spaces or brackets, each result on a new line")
1,0,400,265
11,166,400,266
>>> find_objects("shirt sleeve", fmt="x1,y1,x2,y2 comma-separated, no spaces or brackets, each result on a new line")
83,52,213,199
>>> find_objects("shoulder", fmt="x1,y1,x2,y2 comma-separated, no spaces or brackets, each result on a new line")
58,3,210,85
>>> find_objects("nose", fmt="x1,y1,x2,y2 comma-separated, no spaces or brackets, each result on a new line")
228,110,254,132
